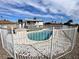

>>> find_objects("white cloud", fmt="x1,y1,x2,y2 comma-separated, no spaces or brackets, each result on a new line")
0,4,53,18
0,0,79,20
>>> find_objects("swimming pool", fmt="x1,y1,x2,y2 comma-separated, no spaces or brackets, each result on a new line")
27,29,52,41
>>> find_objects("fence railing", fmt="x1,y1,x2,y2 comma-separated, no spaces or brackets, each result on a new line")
0,29,15,58
0,27,78,59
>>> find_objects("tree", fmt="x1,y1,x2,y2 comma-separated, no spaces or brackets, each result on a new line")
64,19,73,25
18,19,23,24
33,17,37,20
67,20,73,23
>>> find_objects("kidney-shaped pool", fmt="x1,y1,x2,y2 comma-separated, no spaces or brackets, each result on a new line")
27,29,53,41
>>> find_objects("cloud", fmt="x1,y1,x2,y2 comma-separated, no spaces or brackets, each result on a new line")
0,0,79,22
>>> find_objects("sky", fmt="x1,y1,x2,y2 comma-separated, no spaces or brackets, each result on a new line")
0,0,79,23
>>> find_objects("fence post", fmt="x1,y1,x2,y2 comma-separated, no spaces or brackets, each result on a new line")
0,29,5,49
50,27,54,59
11,27,16,59
72,27,78,50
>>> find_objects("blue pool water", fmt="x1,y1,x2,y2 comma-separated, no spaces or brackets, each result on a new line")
27,29,52,41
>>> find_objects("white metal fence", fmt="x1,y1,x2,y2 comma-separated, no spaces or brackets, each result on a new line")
0,29,15,58
0,27,78,59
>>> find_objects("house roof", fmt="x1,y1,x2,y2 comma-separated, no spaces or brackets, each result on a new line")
0,20,15,24
24,19,43,22
44,22,63,25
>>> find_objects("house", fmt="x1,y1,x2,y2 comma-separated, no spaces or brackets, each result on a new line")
24,19,43,28
0,20,16,29
17,19,43,28
44,22,63,28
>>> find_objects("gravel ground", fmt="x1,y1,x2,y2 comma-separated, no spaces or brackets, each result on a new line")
0,34,11,59
59,32,79,59
0,33,79,59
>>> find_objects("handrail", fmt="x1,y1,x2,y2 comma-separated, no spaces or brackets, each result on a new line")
0,26,78,32
54,27,78,31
